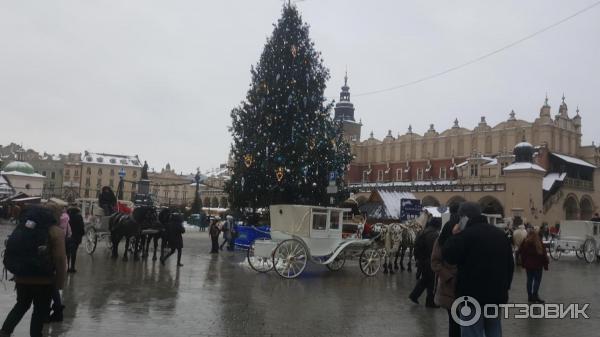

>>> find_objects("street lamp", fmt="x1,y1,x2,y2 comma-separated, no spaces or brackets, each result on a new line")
117,168,126,200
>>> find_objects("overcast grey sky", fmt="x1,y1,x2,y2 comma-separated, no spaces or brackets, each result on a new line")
1,0,599,174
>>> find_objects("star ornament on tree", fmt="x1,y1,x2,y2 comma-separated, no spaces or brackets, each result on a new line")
276,167,285,182
243,154,254,168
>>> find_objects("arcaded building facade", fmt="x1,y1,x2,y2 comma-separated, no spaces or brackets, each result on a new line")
334,79,600,226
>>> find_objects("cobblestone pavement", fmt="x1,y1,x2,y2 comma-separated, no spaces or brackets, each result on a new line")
1,221,599,337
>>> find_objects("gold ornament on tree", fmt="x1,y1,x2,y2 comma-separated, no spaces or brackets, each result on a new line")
291,44,298,58
308,138,316,150
276,167,285,182
243,154,254,168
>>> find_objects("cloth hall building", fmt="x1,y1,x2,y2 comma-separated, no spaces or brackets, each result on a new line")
334,78,600,226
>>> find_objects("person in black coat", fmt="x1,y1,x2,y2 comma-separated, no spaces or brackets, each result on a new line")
409,217,442,307
442,202,514,336
160,213,185,267
66,207,85,273
209,218,220,254
98,186,117,215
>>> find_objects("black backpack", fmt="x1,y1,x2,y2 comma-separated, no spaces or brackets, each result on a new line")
3,208,56,278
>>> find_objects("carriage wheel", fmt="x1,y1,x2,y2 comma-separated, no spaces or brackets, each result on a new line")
583,239,597,263
272,239,307,279
247,241,274,273
548,238,561,261
326,253,346,272
84,228,98,254
359,246,382,277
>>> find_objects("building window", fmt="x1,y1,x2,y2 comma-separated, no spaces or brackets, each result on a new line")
109,179,114,188
84,189,89,198
500,162,508,176
98,168,102,175
97,178,102,187
417,168,424,180
51,172,55,180
86,167,91,175
133,171,138,178
362,171,369,183
110,169,115,176
396,169,403,181
85,178,90,187
470,164,479,177
377,170,384,181
42,171,47,177
65,169,70,177
132,182,137,190
439,167,447,180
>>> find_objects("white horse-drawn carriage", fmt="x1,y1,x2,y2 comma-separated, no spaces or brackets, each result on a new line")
247,205,382,279
77,198,134,254
548,220,600,263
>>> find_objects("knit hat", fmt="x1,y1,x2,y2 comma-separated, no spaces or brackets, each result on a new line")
458,202,481,219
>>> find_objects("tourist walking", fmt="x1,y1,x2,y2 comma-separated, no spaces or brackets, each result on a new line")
66,207,85,273
209,219,220,254
519,229,549,304
220,216,234,251
442,202,514,337
431,203,461,337
161,213,185,267
1,206,67,337
46,207,71,322
409,217,441,308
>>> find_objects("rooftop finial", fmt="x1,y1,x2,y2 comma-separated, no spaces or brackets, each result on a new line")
544,92,549,106
576,105,580,115
344,66,348,87
453,118,459,128
408,125,413,133
562,93,566,104
509,110,516,120
370,131,374,138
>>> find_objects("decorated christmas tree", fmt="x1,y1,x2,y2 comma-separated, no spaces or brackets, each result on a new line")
226,4,352,213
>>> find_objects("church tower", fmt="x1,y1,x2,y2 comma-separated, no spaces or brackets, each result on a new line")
334,72,362,142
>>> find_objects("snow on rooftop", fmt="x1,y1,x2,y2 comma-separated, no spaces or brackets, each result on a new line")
551,153,596,168
82,152,141,167
503,162,546,172
543,172,567,191
483,158,498,167
423,206,449,218
515,142,533,148
1,170,46,178
378,190,417,219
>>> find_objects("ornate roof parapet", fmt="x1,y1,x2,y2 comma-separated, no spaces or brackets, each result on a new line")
539,93,552,118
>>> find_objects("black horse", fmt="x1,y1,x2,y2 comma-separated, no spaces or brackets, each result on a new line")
137,208,172,261
109,206,158,261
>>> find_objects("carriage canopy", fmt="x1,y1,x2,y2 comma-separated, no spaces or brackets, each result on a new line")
269,205,350,237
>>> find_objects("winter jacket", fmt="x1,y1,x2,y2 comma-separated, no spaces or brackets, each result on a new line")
67,210,85,245
413,224,439,272
167,214,185,249
59,212,72,239
442,215,514,305
431,238,457,309
519,240,549,270
15,225,67,290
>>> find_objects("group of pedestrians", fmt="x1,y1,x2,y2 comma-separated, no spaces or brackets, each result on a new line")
1,204,85,337
209,215,237,254
410,201,550,337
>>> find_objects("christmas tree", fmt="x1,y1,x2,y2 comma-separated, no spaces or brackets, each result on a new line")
226,4,352,213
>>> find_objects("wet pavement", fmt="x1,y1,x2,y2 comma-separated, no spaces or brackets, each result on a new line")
1,221,599,337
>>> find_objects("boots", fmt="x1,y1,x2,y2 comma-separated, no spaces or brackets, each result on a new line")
49,305,65,322
533,294,545,304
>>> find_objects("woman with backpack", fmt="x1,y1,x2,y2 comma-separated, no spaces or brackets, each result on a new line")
1,206,67,337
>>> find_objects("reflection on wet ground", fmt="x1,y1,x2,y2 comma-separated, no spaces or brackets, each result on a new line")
0,222,598,336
